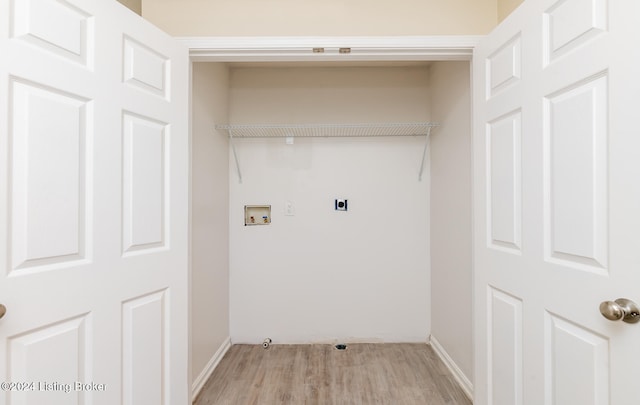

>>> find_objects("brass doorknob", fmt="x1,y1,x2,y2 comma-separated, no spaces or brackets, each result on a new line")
599,298,640,324
0,304,6,320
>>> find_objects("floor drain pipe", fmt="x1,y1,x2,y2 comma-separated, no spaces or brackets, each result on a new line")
263,338,272,349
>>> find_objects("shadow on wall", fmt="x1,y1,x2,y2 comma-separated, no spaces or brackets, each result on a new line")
118,0,141,15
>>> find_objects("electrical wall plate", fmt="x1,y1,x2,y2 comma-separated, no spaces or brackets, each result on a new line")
335,199,348,211
285,200,295,216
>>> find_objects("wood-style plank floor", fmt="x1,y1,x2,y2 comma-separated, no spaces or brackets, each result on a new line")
194,343,472,405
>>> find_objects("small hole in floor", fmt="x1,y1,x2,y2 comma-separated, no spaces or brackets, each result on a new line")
334,344,347,350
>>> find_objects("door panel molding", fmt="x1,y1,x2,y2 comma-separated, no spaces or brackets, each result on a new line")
9,76,92,273
10,0,95,68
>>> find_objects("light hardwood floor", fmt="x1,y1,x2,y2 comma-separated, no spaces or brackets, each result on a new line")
194,343,472,405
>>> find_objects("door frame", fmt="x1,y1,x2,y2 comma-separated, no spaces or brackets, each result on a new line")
180,35,480,400
178,36,480,62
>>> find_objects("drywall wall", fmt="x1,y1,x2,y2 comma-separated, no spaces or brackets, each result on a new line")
117,0,141,15
429,62,473,381
191,63,230,384
142,0,497,36
498,0,524,21
228,66,431,343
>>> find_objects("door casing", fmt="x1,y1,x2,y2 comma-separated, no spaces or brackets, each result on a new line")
181,35,480,398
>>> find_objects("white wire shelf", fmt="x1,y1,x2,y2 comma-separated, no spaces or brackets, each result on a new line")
215,122,438,138
216,122,437,183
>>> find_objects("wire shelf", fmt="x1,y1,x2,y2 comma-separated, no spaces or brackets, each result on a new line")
216,122,437,138
217,122,437,183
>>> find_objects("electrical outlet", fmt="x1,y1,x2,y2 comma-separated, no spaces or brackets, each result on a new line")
285,200,295,216
335,199,348,211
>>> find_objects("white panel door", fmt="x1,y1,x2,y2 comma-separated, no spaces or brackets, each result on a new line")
474,0,640,404
0,1,189,404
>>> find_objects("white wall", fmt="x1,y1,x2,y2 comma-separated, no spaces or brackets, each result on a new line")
142,0,497,36
191,63,230,384
429,62,473,381
228,66,431,343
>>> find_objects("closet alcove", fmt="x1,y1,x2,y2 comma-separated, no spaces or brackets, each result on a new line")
190,60,472,387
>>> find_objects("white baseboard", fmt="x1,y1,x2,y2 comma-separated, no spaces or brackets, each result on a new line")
429,335,473,400
192,337,232,402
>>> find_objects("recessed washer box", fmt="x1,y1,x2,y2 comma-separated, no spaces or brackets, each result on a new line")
245,205,271,225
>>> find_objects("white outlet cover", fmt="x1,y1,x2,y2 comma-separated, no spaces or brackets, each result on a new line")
285,201,295,216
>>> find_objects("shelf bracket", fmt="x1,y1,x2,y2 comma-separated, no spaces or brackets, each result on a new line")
229,129,243,183
418,126,432,182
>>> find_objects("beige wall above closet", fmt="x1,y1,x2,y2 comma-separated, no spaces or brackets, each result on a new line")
118,0,524,36
122,0,524,34
141,0,501,36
